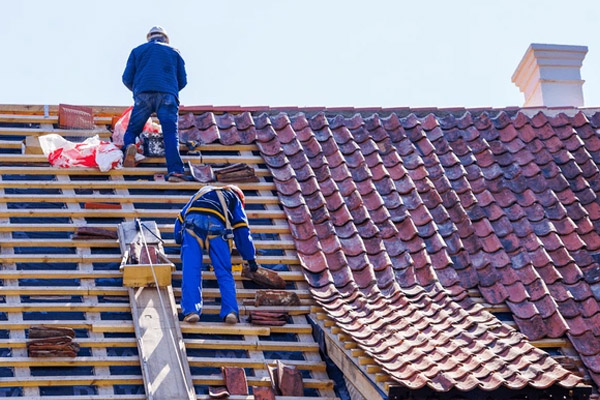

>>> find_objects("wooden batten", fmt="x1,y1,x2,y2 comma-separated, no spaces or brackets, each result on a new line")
0,108,339,400
121,264,174,287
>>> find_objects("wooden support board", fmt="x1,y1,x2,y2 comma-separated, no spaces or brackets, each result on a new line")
311,315,386,400
118,221,196,400
129,286,195,400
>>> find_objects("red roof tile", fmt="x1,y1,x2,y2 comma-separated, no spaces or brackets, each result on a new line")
179,109,600,392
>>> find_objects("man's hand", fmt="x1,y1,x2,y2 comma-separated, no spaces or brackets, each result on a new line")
248,259,259,272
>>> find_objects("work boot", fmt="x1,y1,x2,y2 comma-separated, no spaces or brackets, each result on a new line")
123,144,140,168
184,312,200,323
225,312,238,325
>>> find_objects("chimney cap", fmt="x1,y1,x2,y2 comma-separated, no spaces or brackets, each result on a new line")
512,43,588,107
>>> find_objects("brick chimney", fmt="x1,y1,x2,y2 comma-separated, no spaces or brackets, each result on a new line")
512,43,588,107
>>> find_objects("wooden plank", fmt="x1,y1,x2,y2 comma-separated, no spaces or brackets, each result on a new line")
0,375,333,389
0,174,37,397
0,223,291,235
129,286,195,399
0,287,312,300
0,302,311,315
0,153,265,165
0,208,287,219
0,113,113,124
0,179,275,191
312,316,385,400
23,136,259,155
0,126,111,137
0,356,326,371
0,337,320,352
0,238,295,250
0,104,127,116
0,193,279,204
0,140,23,149
122,264,174,287
0,164,269,176
0,254,299,265
0,320,314,336
0,268,305,281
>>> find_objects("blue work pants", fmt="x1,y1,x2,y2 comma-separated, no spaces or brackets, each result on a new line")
180,215,239,320
123,92,184,174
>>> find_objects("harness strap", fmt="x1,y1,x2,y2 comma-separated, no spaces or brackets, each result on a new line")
186,227,221,253
181,187,234,253
215,189,233,252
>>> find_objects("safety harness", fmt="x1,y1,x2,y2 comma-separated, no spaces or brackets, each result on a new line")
183,187,234,252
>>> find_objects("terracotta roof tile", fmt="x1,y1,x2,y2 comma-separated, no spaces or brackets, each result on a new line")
192,110,600,392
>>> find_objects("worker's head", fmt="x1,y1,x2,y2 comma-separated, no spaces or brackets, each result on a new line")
226,185,245,208
146,26,169,44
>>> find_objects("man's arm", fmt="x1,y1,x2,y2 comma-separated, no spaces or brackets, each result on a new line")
174,193,196,244
174,216,184,245
177,55,187,91
122,51,136,91
230,195,257,265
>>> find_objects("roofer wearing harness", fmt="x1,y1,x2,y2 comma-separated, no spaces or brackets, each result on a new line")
174,185,259,324
122,26,190,182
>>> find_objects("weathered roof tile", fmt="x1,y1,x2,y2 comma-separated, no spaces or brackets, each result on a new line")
234,109,600,391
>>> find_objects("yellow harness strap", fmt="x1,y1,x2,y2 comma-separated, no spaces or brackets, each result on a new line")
184,187,233,254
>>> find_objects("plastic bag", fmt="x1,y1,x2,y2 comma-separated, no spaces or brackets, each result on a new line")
112,106,160,147
39,134,123,172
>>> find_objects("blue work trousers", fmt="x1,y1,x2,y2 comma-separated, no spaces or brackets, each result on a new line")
180,215,239,320
123,92,184,174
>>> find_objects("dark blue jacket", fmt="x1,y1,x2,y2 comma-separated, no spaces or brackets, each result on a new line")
174,188,256,261
122,40,187,99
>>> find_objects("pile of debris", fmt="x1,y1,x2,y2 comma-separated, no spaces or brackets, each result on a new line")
244,290,300,326
214,163,258,182
27,326,80,357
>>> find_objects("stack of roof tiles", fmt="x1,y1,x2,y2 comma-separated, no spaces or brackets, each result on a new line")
179,109,600,391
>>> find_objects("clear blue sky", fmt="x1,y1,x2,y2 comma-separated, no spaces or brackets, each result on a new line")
2,0,600,108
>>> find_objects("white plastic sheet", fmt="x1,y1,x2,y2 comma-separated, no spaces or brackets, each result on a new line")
39,134,123,172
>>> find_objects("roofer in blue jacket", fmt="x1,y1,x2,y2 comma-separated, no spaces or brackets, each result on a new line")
122,26,190,182
174,185,259,324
